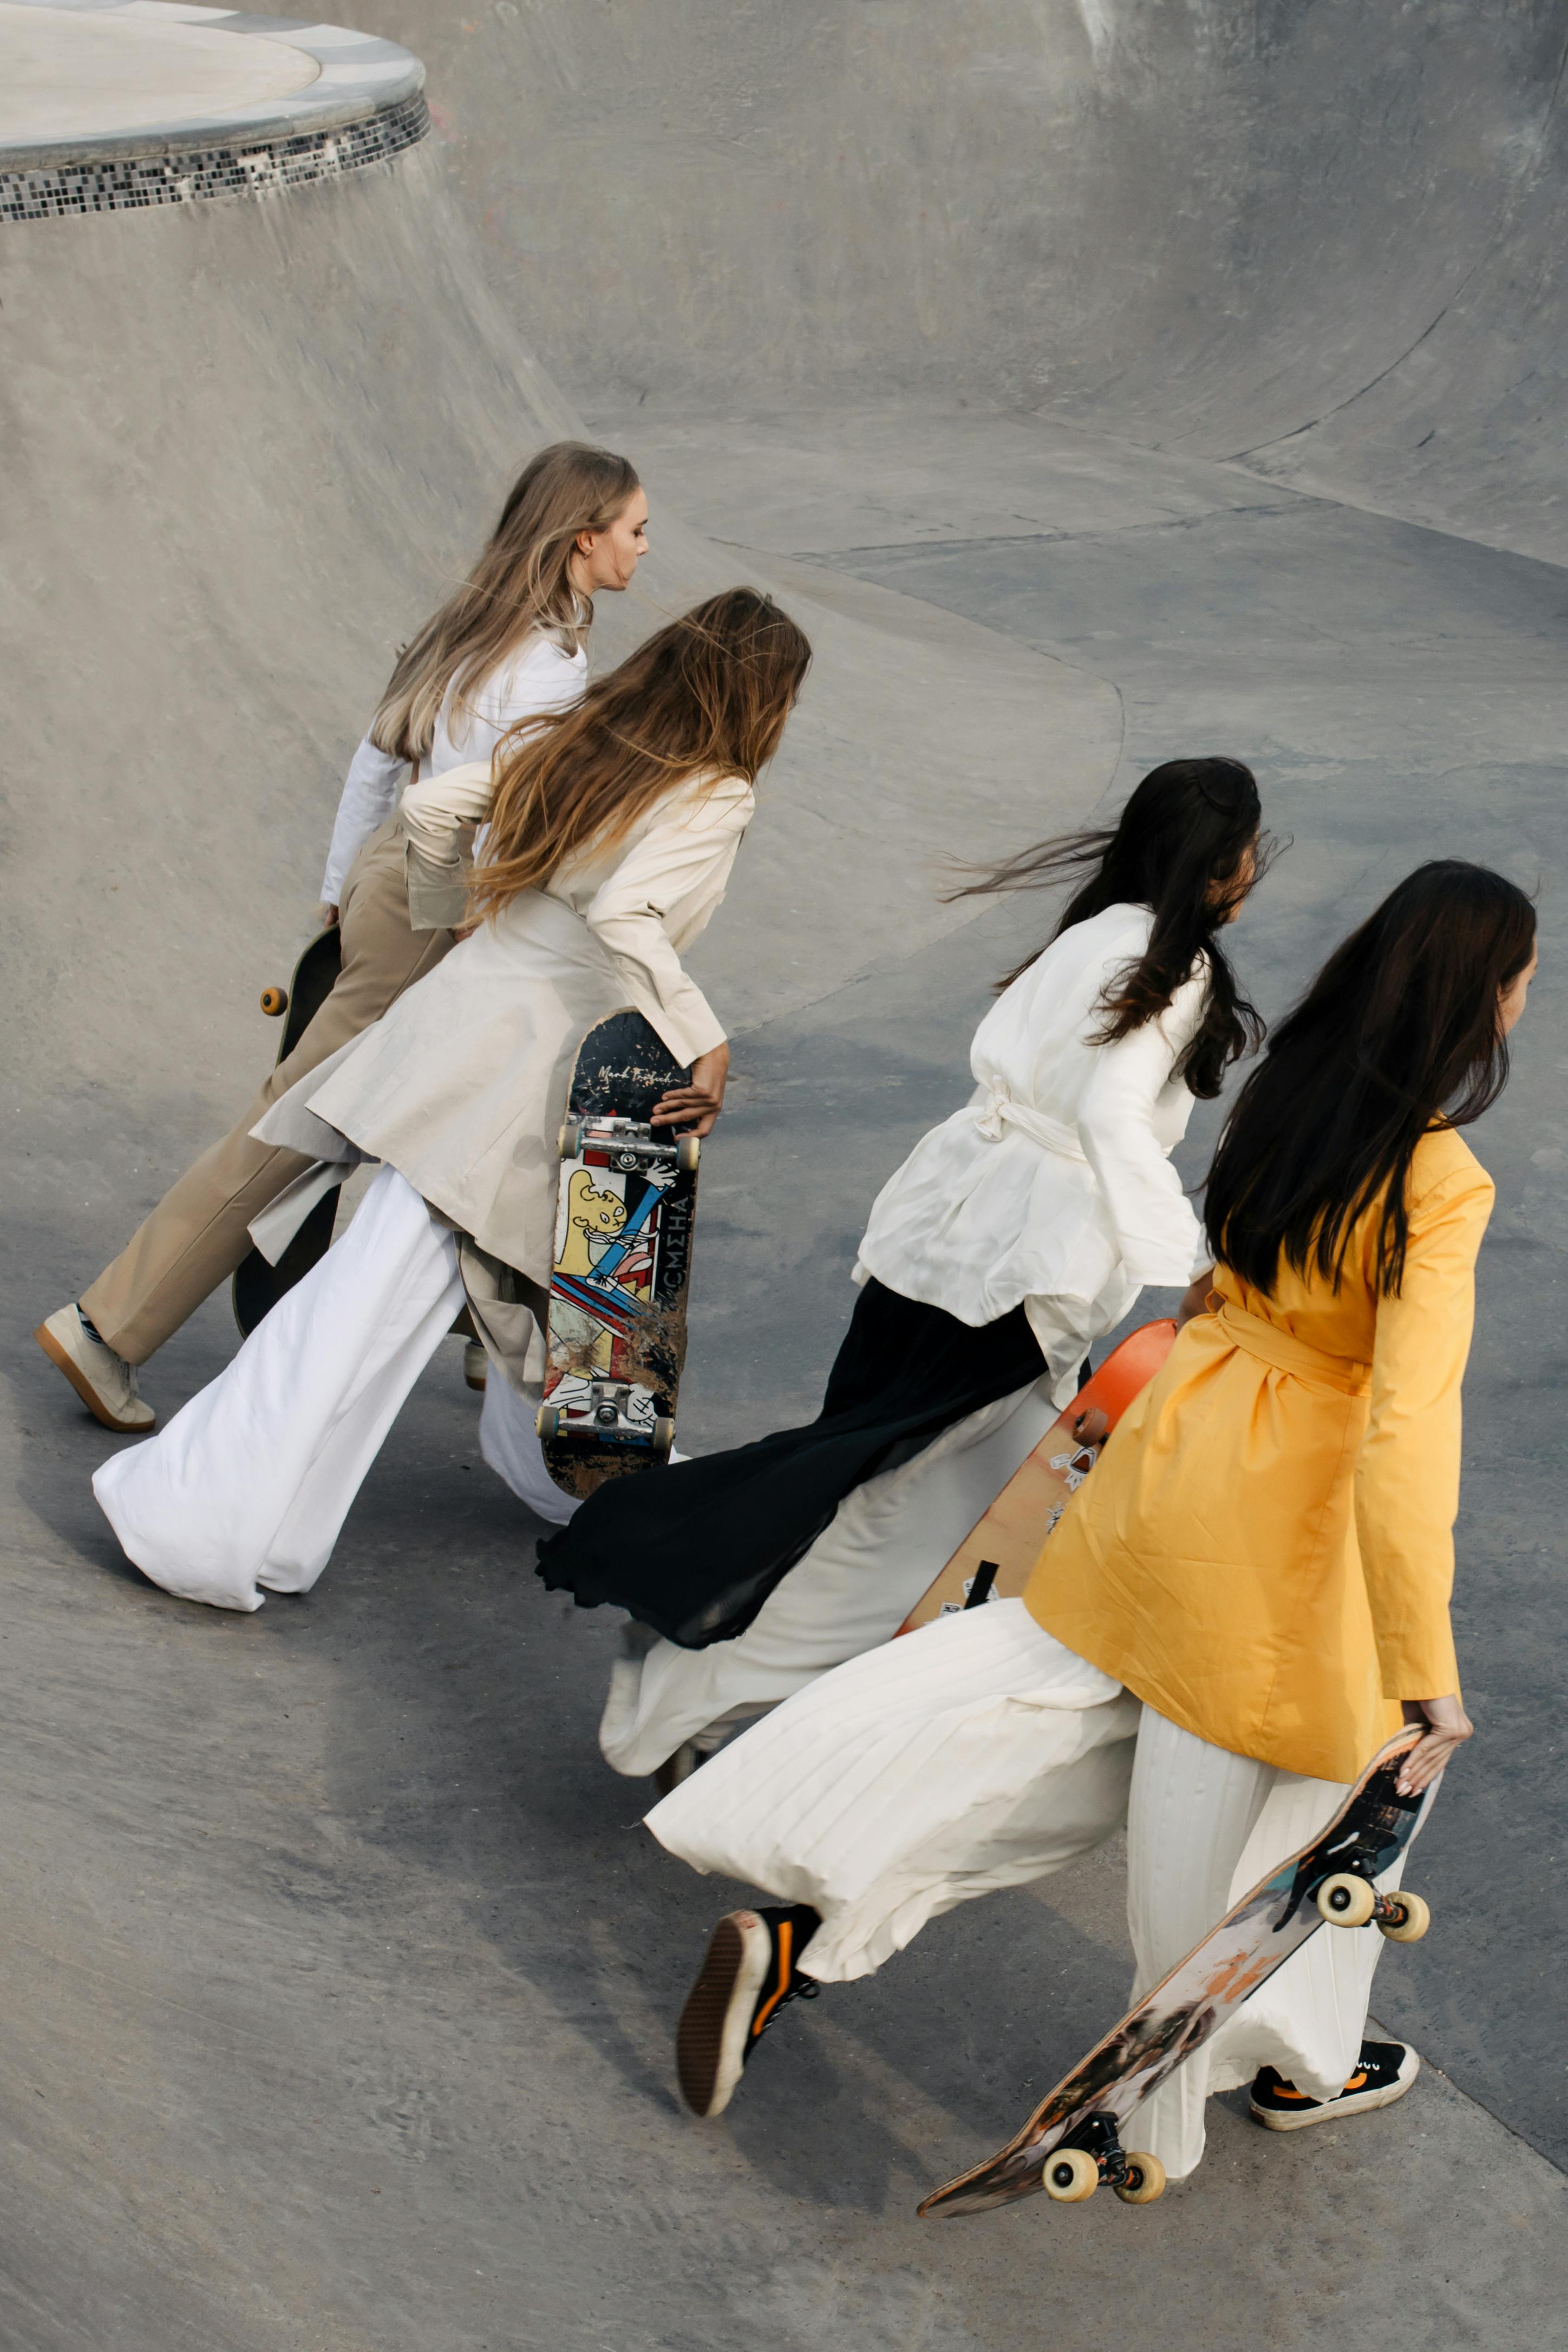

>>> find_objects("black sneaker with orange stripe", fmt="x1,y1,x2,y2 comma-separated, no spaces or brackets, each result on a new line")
675,1905,822,2118
1249,2037,1419,2131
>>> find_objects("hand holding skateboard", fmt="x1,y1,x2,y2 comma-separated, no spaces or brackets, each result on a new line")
650,1042,730,1138
1397,1694,1472,1794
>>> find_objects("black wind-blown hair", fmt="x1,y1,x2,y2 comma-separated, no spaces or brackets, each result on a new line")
1204,860,1536,1298
946,757,1271,1100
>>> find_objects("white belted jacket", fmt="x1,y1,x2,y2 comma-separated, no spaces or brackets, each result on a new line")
854,901,1210,1403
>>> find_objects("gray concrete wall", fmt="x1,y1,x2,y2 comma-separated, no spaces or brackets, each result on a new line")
377,0,1568,560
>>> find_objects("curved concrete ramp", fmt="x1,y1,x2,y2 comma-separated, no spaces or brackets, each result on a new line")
385,0,1568,563
4,5,1567,2347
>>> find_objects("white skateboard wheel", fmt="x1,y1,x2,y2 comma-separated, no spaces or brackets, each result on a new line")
1377,1889,1430,1943
1042,2147,1097,2203
1114,2152,1166,2204
1317,1871,1376,1928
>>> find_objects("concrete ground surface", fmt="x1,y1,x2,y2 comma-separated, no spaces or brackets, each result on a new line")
4,2,1568,2346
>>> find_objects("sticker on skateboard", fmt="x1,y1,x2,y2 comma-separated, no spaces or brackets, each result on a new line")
919,1723,1432,2217
898,1319,1177,1634
535,1008,700,1498
232,923,343,1337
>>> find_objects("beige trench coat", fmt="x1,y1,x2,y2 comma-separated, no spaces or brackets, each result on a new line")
251,772,753,1388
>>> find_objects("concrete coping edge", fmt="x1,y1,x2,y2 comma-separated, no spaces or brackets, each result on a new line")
1,0,426,169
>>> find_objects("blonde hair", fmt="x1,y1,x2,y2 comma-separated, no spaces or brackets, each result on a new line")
369,442,640,762
469,588,812,922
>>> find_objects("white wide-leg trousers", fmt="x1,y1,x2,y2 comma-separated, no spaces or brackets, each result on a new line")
600,1375,1059,1776
648,1599,1407,2177
1124,1705,1406,2173
93,1166,465,1610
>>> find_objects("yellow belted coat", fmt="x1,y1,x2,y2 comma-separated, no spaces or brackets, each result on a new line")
1025,1126,1493,1783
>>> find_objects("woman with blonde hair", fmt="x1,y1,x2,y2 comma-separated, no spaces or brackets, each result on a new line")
37,442,647,1435
92,589,813,1615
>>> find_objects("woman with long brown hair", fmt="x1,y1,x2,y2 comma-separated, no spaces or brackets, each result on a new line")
92,589,812,1613
37,442,645,1435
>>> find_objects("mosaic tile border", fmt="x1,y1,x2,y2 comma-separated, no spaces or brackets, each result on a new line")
2,89,429,221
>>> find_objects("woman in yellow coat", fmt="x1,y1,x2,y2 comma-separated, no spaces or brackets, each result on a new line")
649,860,1536,2172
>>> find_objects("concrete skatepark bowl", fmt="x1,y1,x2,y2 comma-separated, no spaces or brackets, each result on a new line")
2,1,1566,2343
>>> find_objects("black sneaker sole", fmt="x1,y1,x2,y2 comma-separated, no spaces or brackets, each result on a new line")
675,1911,770,2119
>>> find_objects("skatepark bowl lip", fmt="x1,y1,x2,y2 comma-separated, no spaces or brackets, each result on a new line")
0,0,424,175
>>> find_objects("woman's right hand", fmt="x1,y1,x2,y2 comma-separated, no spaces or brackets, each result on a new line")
651,1043,730,1139
321,904,339,929
1396,1694,1472,1795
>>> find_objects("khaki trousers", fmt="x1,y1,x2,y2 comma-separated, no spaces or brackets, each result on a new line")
82,822,455,1364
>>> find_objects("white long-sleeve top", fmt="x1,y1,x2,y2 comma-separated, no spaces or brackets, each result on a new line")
855,902,1210,1402
318,632,587,904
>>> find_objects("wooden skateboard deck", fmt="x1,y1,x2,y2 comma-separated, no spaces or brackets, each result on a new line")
231,923,343,1337
898,1319,1177,1634
535,1008,700,1499
919,1723,1430,2217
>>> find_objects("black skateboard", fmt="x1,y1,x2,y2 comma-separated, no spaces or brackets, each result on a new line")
231,924,342,1338
535,1008,700,1498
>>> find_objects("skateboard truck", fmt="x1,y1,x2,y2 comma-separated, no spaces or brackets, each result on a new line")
560,1112,701,1177
537,1380,677,1461
1043,2114,1166,2207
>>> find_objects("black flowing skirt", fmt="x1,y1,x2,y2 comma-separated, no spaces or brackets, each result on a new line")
533,1277,1046,1649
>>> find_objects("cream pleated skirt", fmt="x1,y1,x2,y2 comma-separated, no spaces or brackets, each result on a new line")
647,1599,1408,2177
648,1598,1141,1978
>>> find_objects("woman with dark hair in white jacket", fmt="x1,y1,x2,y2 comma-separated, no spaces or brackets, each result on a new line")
539,757,1271,1786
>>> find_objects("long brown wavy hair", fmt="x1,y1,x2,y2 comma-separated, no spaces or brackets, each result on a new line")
369,442,640,762
469,588,812,922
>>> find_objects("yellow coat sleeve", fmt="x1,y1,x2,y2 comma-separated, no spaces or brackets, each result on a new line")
1354,1157,1494,1701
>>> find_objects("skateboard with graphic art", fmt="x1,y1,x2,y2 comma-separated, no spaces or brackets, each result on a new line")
919,1723,1433,2217
897,1318,1178,1634
535,1008,701,1498
231,923,343,1337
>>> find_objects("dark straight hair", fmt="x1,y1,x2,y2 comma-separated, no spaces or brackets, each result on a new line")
1204,860,1536,1298
946,756,1271,1099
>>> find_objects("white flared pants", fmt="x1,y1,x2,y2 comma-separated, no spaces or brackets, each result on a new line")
600,1374,1059,1776
648,1600,1407,2177
93,1165,567,1608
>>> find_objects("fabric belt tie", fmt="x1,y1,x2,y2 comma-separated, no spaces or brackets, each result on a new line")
974,1082,1088,1164
1216,1301,1371,1397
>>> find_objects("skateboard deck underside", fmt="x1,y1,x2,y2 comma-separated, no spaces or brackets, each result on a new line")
898,1319,1177,1634
919,1726,1427,2217
539,1010,696,1499
232,924,343,1337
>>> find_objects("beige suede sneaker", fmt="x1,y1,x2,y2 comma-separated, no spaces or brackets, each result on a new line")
34,1305,156,1433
